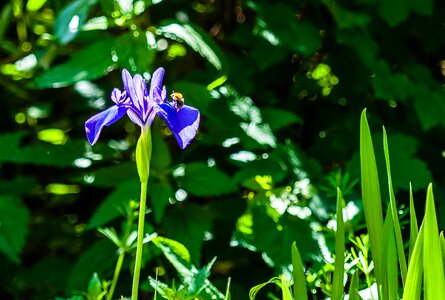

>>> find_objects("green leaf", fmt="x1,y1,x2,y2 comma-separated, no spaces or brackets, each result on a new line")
178,162,237,197
423,184,445,299
402,223,424,300
159,22,224,71
248,2,320,56
164,204,214,263
151,126,172,173
35,37,115,88
67,239,116,290
53,0,98,44
383,127,407,284
87,273,102,299
0,132,93,167
358,132,432,192
26,0,48,11
281,276,292,300
0,195,30,263
235,204,322,267
332,188,344,300
87,179,139,229
359,109,384,289
152,236,192,275
378,0,410,27
412,87,445,131
348,271,362,300
410,0,434,16
114,31,156,74
291,242,308,300
86,163,137,187
249,277,281,300
150,182,173,224
187,257,216,297
261,108,302,131
440,232,445,274
408,183,418,263
384,210,399,300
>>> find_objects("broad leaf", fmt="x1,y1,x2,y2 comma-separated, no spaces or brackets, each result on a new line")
53,0,98,44
35,37,115,88
177,162,237,197
87,179,139,229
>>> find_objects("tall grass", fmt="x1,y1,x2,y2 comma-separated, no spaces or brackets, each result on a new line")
249,109,445,299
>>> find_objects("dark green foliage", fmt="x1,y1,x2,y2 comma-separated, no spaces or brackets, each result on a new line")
1,0,445,299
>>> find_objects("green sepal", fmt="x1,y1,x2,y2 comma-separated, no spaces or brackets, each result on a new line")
136,130,152,183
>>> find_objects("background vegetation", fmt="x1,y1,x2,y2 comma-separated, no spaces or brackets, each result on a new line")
0,0,444,299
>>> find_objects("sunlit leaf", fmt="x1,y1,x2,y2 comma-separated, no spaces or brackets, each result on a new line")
359,109,384,291
35,37,115,88
383,127,407,284
26,0,48,11
159,22,224,71
292,242,308,300
402,223,424,300
332,188,344,300
423,184,445,299
53,0,98,44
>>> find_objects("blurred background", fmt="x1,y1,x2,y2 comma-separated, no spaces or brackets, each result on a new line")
0,0,444,299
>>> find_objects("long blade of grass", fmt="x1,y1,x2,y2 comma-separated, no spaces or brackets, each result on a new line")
423,184,445,300
281,276,293,300
359,109,384,289
332,187,345,300
224,277,231,300
440,232,445,274
291,242,308,300
380,209,392,299
408,183,418,263
387,225,398,300
402,222,424,300
348,271,363,300
249,277,280,300
382,127,407,285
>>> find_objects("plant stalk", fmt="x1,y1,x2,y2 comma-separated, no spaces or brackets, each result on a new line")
107,250,125,300
131,180,148,300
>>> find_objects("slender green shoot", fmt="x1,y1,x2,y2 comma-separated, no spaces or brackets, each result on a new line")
408,183,418,263
402,222,424,300
332,187,345,300
359,109,384,293
382,127,407,285
423,184,445,299
291,242,308,300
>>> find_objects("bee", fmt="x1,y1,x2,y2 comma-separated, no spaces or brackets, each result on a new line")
170,91,185,110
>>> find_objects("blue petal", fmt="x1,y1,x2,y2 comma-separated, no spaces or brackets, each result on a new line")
157,103,200,149
150,67,165,104
85,105,128,145
122,69,141,111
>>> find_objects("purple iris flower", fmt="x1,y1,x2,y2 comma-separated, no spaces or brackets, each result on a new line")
85,67,200,149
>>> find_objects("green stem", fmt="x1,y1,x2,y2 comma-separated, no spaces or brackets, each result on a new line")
131,130,152,300
131,180,148,300
107,251,125,300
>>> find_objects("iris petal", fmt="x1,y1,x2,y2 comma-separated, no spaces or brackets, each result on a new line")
157,103,200,149
150,67,165,104
133,74,147,111
85,105,128,145
122,69,141,111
